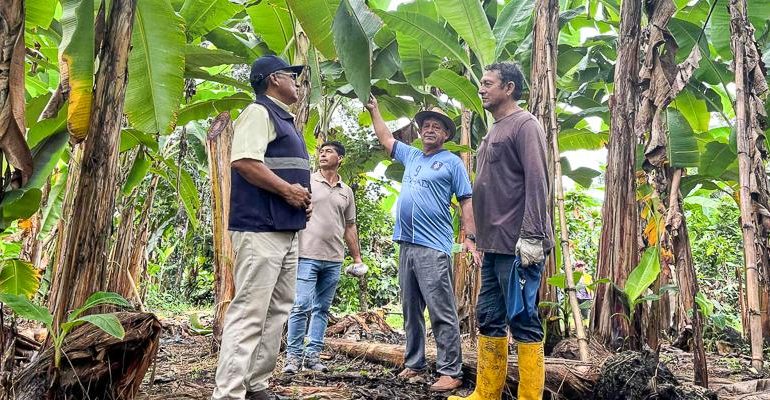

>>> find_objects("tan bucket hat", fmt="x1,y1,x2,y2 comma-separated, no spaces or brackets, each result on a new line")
414,107,457,141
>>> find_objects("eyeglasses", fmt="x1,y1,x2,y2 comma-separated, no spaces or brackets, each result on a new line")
273,71,299,81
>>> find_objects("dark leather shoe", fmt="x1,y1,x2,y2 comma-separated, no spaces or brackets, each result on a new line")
245,389,276,400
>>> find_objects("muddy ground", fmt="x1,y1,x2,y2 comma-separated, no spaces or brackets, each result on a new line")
134,314,765,400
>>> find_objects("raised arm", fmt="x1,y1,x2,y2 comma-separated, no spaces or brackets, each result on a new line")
364,95,396,155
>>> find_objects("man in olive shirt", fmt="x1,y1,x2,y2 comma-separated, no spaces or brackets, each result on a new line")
283,141,365,374
450,62,553,400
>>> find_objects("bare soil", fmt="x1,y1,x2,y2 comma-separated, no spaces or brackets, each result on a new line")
133,313,765,400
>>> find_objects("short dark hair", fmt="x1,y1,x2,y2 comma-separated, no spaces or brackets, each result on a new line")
320,141,346,157
251,77,269,96
485,62,524,100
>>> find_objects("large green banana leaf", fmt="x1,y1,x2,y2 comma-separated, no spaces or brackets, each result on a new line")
396,33,441,87
125,0,186,135
667,108,699,168
670,89,709,134
180,0,241,39
0,259,41,298
205,27,263,60
287,0,340,60
332,0,375,102
560,157,601,189
624,247,660,305
699,141,736,178
558,129,608,152
0,131,68,231
26,0,57,28
493,0,535,61
435,0,495,67
247,0,294,57
184,45,247,69
426,69,483,117
176,92,253,126
374,10,470,70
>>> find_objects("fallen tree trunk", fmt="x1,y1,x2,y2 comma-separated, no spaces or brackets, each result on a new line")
714,379,770,399
325,337,601,399
326,338,718,399
11,312,161,400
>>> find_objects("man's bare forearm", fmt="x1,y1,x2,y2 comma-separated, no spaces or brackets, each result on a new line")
460,198,477,235
344,223,363,262
232,159,293,197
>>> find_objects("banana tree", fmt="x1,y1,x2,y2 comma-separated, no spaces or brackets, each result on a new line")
729,0,769,372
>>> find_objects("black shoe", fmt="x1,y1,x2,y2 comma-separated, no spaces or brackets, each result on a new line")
245,389,276,400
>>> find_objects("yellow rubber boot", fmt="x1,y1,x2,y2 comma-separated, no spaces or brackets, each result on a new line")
447,335,508,400
516,342,545,400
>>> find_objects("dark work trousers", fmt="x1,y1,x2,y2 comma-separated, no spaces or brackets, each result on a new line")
477,252,544,342
398,242,463,378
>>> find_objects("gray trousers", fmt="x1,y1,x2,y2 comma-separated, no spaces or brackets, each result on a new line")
212,231,298,400
399,242,462,378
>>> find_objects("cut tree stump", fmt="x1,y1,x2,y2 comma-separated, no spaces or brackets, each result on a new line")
325,337,601,399
326,310,397,339
11,312,161,400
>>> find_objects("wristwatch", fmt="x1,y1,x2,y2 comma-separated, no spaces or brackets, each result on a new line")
466,233,476,242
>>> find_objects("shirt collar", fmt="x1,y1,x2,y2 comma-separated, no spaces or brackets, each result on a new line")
266,95,294,117
313,171,343,187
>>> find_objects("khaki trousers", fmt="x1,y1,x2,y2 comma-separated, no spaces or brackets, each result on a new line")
211,231,298,400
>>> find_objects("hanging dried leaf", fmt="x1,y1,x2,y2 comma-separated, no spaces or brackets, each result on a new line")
0,1,33,186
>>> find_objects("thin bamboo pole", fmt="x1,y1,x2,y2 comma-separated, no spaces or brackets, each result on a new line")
729,0,764,371
545,47,589,361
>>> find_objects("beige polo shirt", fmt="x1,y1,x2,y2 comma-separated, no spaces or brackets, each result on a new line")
299,172,356,262
230,95,292,163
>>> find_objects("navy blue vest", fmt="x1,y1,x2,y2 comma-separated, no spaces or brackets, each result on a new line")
229,95,311,232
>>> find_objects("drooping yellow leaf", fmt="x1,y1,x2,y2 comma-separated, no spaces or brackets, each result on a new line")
644,218,660,246
59,0,95,142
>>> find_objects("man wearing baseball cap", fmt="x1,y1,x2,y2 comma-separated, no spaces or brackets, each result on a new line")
365,96,480,392
212,55,311,400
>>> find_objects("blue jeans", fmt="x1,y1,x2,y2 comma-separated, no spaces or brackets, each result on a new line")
477,253,544,342
286,258,342,358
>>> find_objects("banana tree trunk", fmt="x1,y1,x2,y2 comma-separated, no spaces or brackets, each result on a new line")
453,106,479,338
128,175,160,308
107,191,139,300
291,26,311,134
593,0,642,350
666,169,708,387
634,0,708,383
729,0,769,371
207,112,235,350
529,0,561,342
107,171,159,309
47,0,138,327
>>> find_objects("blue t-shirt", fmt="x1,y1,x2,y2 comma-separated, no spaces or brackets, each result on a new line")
392,141,473,254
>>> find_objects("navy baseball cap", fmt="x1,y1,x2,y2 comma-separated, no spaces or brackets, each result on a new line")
249,55,305,85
